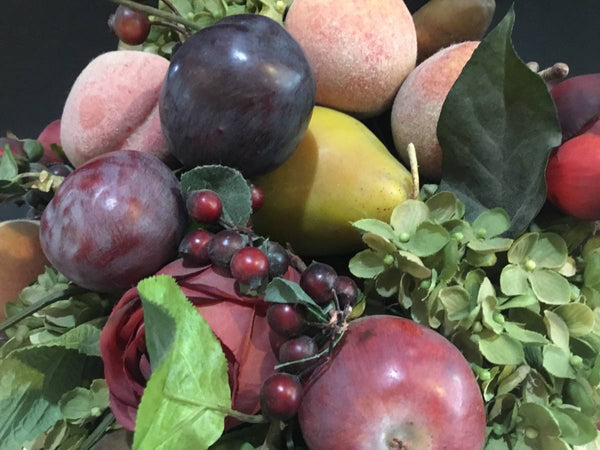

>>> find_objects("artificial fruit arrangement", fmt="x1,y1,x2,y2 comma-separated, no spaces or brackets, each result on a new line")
0,0,599,450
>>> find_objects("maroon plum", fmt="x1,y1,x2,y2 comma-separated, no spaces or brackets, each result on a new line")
298,315,486,450
159,14,315,177
40,150,186,293
550,73,600,141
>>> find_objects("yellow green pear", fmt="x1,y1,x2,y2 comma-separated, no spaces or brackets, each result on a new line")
252,106,413,256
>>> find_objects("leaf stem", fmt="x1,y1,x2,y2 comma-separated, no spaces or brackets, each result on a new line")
160,0,181,16
107,0,203,32
407,142,420,199
150,20,190,38
164,392,268,423
0,286,85,332
79,411,116,450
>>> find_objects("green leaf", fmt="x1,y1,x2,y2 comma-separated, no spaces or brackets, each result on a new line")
352,219,396,241
0,347,102,450
180,165,252,227
348,250,385,279
141,299,175,371
508,233,539,265
439,238,459,282
519,402,561,437
584,251,600,290
389,200,429,235
500,264,529,296
264,278,326,321
544,310,570,350
465,249,497,267
59,380,108,421
504,322,549,344
472,208,511,238
557,407,598,445
482,296,504,334
0,146,18,181
362,233,396,254
497,365,530,396
396,251,432,279
543,344,576,379
467,237,513,253
554,303,595,338
498,294,538,310
134,275,231,450
22,139,44,162
404,222,450,257
529,270,571,305
529,233,568,269
443,219,474,244
439,286,471,321
425,191,461,223
45,324,102,356
375,269,401,298
479,333,525,365
436,7,562,237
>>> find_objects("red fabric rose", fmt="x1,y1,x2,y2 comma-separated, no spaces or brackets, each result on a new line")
99,258,299,431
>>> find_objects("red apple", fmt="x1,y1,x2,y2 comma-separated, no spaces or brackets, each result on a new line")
298,315,486,450
37,119,66,164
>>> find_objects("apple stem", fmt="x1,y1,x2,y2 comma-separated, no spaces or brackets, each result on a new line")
107,0,204,32
0,286,87,332
407,143,420,199
261,419,284,450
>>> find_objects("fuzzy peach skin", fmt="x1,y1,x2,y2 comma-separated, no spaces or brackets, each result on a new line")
60,51,170,167
285,0,417,117
0,220,49,321
391,41,478,181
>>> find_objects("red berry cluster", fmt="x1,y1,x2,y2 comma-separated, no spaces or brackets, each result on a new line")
260,262,359,421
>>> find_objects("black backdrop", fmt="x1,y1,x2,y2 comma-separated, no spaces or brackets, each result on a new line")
0,0,599,219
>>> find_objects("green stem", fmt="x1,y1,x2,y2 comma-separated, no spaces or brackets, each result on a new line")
160,0,181,16
165,392,268,424
107,0,203,32
274,329,345,370
79,411,116,450
0,287,85,332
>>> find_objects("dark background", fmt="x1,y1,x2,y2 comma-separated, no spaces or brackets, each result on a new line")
0,0,599,219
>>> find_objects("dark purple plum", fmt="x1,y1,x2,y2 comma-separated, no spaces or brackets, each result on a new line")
40,150,187,293
159,14,315,177
551,73,600,141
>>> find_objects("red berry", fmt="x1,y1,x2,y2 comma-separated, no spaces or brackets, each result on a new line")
179,230,213,265
230,247,269,285
279,335,317,370
334,276,359,308
186,190,223,223
300,262,337,305
250,185,265,211
109,6,151,46
267,304,305,337
260,373,303,421
208,230,246,267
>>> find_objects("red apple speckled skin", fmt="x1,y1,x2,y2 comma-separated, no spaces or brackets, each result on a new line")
60,51,170,167
285,0,417,117
40,150,187,293
299,315,486,450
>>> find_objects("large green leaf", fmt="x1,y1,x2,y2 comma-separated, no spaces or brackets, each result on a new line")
436,7,562,237
479,333,524,365
133,276,231,450
349,250,385,278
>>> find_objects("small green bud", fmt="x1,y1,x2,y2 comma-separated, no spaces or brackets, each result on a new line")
525,259,536,272
91,407,101,416
383,254,394,266
476,228,487,239
570,285,579,300
493,312,505,324
492,423,504,435
479,369,491,381
276,0,286,12
187,12,195,19
470,334,481,344
550,396,563,406
473,322,483,333
420,279,431,290
525,427,538,439
570,355,583,368
399,232,411,243
452,232,464,241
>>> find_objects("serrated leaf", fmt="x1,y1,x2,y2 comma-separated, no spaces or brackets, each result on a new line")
439,286,471,321
500,264,529,296
529,233,568,269
133,276,231,450
497,365,530,396
472,208,511,238
543,344,576,379
508,233,538,265
389,200,429,235
437,8,562,237
180,165,252,227
544,310,570,350
554,303,595,338
504,322,549,344
404,222,450,257
353,219,396,241
348,250,385,279
530,269,571,305
425,191,460,223
263,278,325,321
479,333,524,365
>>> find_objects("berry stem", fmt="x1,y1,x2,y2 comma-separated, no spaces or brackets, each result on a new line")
261,420,285,450
107,0,203,32
406,142,420,199
160,0,182,16
285,247,307,273
150,20,190,38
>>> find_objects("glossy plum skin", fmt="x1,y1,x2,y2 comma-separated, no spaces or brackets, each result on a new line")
299,315,486,450
40,150,187,293
550,74,600,141
159,14,315,177
260,373,303,421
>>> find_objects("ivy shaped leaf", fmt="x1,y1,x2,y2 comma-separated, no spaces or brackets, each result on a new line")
437,7,562,237
133,275,231,450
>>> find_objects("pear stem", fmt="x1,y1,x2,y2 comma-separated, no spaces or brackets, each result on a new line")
407,143,420,199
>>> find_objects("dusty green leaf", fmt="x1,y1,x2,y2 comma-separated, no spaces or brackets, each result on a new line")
349,250,385,279
425,191,461,223
479,333,524,365
504,322,549,344
439,286,471,321
397,251,432,279
468,237,513,253
554,303,595,338
353,219,396,241
519,402,561,436
543,344,576,379
362,233,397,254
389,200,429,235
404,222,450,257
500,264,529,296
375,269,401,298
529,270,571,305
508,233,538,265
497,365,530,396
466,249,497,267
529,233,568,269
558,407,598,445
544,310,570,350
472,208,511,238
